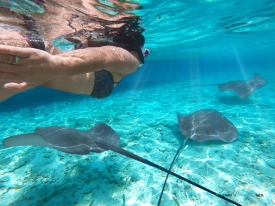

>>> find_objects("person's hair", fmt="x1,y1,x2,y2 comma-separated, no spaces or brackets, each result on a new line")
111,31,145,63
132,32,145,47
74,16,146,63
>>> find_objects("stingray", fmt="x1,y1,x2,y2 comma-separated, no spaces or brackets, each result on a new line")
157,109,239,206
177,109,238,143
218,73,266,99
174,73,266,101
2,122,241,205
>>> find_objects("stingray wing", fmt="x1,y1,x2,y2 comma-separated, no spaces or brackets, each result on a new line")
251,74,266,88
3,133,50,148
242,74,267,98
218,81,251,99
2,123,120,155
218,81,243,92
87,122,120,149
3,127,98,155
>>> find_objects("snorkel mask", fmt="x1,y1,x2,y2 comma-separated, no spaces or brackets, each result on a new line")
142,48,150,58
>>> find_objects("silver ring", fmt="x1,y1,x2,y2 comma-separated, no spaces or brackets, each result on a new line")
12,56,19,65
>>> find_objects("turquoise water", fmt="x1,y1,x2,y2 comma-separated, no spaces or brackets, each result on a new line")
1,0,275,206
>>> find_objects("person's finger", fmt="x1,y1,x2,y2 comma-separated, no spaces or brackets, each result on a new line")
0,54,35,67
0,54,21,65
0,45,32,58
0,71,20,81
0,45,34,66
0,63,16,72
4,82,31,92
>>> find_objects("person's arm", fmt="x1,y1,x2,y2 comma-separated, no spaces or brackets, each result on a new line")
0,45,140,91
56,46,141,75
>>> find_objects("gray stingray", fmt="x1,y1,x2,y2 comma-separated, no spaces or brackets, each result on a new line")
218,73,266,99
158,109,239,206
177,109,238,143
2,122,240,205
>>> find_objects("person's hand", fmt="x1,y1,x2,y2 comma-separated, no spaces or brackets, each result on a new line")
0,45,63,91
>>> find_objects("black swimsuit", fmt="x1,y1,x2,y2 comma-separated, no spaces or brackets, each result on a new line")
90,70,115,98
88,34,144,98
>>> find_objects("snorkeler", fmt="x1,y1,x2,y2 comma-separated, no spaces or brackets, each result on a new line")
0,1,150,102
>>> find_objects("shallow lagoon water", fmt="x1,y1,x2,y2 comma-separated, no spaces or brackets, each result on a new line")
1,75,275,205
1,0,275,205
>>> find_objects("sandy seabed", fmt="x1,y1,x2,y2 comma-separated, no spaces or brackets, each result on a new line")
0,78,275,206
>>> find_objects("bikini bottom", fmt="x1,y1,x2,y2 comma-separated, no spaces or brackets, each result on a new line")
90,70,114,98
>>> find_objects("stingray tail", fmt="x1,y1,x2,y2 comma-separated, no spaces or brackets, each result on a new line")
93,139,241,205
157,139,187,206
